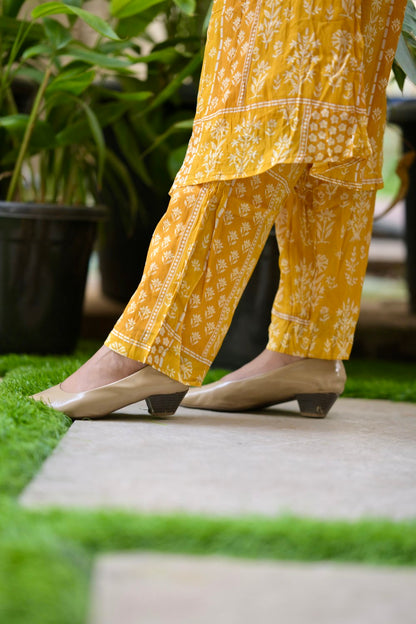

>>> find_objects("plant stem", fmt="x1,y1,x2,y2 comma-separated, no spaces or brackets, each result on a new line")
6,63,53,202
63,149,76,204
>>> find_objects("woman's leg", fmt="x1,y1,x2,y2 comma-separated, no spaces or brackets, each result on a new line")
268,170,376,359
105,164,306,386
182,169,375,414
222,167,376,383
62,164,306,393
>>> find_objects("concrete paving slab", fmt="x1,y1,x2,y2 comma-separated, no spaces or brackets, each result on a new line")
20,398,416,519
88,553,416,624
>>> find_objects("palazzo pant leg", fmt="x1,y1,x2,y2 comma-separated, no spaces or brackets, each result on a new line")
106,163,375,385
268,170,376,360
105,0,405,386
106,164,306,386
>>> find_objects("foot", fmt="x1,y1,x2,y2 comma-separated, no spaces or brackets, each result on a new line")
220,349,304,382
61,345,145,393
182,357,346,415
33,364,188,419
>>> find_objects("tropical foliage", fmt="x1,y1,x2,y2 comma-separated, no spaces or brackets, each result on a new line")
0,0,415,208
393,0,416,89
0,0,207,205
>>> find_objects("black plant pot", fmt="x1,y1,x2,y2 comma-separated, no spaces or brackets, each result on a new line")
214,231,280,369
0,202,106,354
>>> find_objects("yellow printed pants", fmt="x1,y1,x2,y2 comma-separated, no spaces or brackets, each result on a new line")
106,164,376,386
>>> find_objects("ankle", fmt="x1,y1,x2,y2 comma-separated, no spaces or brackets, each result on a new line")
106,349,144,378
222,349,305,382
61,346,145,392
273,352,304,366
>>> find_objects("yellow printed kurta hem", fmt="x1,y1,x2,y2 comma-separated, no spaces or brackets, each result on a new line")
171,0,406,192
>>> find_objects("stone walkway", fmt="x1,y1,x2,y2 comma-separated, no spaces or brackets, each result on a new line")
21,397,416,623
21,398,416,519
89,553,416,624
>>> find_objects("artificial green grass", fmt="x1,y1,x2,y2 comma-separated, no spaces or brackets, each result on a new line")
0,347,89,498
1,498,416,624
1,345,416,624
344,358,416,402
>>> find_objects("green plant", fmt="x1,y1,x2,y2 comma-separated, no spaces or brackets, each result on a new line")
91,0,210,230
0,1,115,203
2,0,413,214
393,0,416,89
0,0,205,207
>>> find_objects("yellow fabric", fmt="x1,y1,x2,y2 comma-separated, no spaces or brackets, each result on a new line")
106,0,404,385
172,0,406,191
106,165,376,385
268,169,376,358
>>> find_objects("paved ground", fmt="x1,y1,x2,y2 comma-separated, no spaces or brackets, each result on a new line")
89,553,416,624
20,398,416,519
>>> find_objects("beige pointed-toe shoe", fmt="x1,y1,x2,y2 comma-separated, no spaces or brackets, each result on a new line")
181,358,346,417
31,366,188,419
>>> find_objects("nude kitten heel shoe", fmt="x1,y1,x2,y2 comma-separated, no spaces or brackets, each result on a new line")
31,366,188,419
181,359,346,418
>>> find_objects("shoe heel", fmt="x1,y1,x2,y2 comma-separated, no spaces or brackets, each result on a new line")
296,393,339,418
145,390,188,417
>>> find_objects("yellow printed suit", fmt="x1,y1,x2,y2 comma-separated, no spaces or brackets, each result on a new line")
106,0,407,385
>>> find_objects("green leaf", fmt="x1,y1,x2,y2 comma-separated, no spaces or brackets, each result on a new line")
97,89,153,102
402,30,416,55
61,43,132,69
64,0,84,7
140,118,193,158
150,34,200,51
141,53,202,115
14,66,46,84
110,0,166,19
167,143,188,178
43,17,72,49
45,67,95,96
173,0,195,16
392,60,406,92
31,3,121,41
395,33,416,87
0,115,55,148
397,0,416,88
22,44,53,60
0,114,29,132
56,121,91,145
80,101,106,187
53,96,107,188
202,1,213,34
0,17,35,71
116,4,163,37
135,47,183,64
0,16,42,48
96,40,135,54
30,123,57,149
112,118,153,186
402,0,416,41
56,101,131,146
